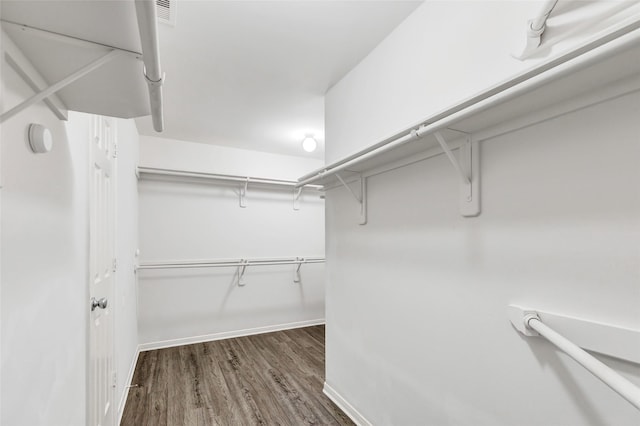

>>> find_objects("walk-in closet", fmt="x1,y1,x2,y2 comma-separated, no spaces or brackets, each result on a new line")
1,1,639,425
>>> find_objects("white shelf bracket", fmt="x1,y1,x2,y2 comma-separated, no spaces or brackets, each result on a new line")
293,257,303,283
3,36,68,121
237,259,248,286
0,49,122,124
293,187,303,211
434,132,480,217
336,173,367,225
434,131,470,185
239,178,249,208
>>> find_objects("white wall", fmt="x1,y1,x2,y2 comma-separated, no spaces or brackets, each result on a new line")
1,35,140,425
325,0,640,163
137,136,325,347
324,2,640,424
1,50,90,425
326,90,640,426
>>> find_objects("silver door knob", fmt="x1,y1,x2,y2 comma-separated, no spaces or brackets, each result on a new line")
90,297,108,311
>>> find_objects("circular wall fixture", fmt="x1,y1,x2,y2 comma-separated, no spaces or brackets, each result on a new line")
28,124,53,154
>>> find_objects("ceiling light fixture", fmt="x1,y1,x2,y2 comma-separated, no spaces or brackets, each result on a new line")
301,134,317,153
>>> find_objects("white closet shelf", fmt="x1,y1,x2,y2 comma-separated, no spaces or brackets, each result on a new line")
0,0,164,129
298,23,640,199
137,166,324,210
137,166,323,190
137,256,326,270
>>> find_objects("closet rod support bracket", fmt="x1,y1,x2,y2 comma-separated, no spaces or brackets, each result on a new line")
293,257,303,283
336,173,367,225
4,45,68,121
508,305,540,337
293,187,303,211
434,132,480,217
239,178,249,208
459,136,480,217
0,49,123,124
237,260,248,286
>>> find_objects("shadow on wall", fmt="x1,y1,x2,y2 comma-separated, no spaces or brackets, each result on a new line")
518,323,640,424
528,1,636,60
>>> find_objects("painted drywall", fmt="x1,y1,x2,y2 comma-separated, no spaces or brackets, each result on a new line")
323,2,640,424
325,88,640,424
1,52,90,425
137,136,325,347
325,0,640,163
0,9,4,424
114,119,140,420
139,135,324,180
1,36,140,425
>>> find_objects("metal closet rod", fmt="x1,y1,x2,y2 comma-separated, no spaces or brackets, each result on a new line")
524,313,640,410
135,0,164,132
295,23,640,188
137,257,325,270
137,166,324,190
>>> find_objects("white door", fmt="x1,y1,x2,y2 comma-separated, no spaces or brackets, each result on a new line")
89,115,116,426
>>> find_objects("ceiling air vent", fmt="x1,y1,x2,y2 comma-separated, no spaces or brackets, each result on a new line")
156,0,176,26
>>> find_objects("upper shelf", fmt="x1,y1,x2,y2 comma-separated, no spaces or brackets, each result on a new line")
298,21,640,188
0,0,163,127
138,166,323,190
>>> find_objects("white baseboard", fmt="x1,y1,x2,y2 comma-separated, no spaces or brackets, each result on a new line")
117,346,141,426
138,318,325,352
323,382,372,426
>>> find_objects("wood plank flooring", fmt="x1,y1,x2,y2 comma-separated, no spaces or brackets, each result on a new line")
121,325,354,425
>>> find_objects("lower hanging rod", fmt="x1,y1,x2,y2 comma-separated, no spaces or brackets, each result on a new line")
137,257,325,270
514,311,640,410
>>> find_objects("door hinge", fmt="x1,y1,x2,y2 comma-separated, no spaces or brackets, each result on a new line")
113,258,117,272
112,371,117,388
112,143,118,158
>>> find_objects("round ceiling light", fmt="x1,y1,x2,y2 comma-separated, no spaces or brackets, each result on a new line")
301,135,317,153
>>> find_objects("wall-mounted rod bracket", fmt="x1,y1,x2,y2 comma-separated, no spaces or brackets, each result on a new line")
508,305,640,410
293,257,304,283
237,259,249,286
513,0,559,60
336,173,367,225
434,131,470,185
434,132,480,217
239,178,249,208
293,187,303,211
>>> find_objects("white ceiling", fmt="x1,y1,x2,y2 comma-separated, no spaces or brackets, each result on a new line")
134,0,423,159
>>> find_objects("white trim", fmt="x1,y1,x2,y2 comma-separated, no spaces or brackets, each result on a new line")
139,319,325,352
323,382,372,426
116,346,141,425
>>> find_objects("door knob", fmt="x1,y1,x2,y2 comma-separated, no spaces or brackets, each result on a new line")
91,297,108,311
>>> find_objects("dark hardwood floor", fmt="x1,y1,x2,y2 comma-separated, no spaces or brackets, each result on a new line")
121,325,354,425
